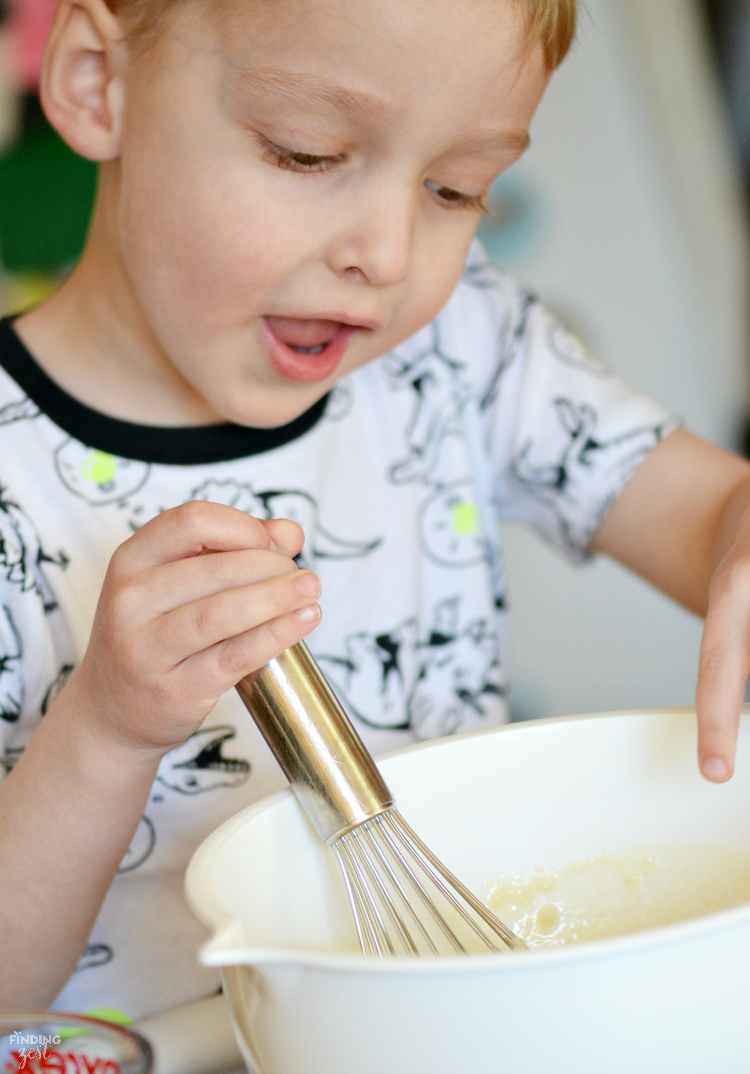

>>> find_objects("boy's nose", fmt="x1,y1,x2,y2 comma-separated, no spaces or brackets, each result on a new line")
325,186,416,289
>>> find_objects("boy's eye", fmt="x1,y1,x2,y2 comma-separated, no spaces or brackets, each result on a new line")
424,179,487,214
257,135,486,213
258,135,344,173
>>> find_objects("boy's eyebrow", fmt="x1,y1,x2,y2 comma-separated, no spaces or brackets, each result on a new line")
228,68,396,123
228,68,532,155
456,132,531,156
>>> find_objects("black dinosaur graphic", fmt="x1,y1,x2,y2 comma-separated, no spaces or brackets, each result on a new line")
0,488,68,612
461,256,537,411
118,815,156,873
383,272,535,486
460,259,500,290
320,619,420,730
156,726,251,795
0,397,40,426
318,597,504,739
512,398,669,522
191,479,382,568
0,604,22,722
478,289,535,413
75,943,114,972
41,664,75,715
1,745,23,774
324,383,354,422
382,323,468,486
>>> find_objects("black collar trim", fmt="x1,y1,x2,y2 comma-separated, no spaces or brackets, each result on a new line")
0,318,329,465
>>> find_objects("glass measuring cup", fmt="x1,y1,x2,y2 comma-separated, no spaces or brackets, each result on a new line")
0,1011,153,1073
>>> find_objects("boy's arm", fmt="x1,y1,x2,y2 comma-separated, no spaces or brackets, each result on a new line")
590,427,750,781
0,501,322,1007
0,682,167,1006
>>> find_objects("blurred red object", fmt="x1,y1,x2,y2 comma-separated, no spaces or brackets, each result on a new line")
6,0,58,92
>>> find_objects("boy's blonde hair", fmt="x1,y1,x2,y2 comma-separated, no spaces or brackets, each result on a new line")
520,0,577,69
106,0,577,70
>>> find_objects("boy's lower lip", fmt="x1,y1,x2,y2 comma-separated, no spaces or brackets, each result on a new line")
262,319,359,383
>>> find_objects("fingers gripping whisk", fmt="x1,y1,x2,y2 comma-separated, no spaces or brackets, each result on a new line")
335,810,524,956
236,642,525,959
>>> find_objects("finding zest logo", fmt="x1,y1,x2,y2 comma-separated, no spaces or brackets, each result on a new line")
6,1051,121,1073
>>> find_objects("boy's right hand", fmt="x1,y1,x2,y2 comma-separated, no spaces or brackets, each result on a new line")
67,501,321,756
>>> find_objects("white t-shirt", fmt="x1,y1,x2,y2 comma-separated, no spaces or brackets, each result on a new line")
0,247,676,1018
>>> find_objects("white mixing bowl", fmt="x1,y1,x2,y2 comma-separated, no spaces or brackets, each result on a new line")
186,709,750,1074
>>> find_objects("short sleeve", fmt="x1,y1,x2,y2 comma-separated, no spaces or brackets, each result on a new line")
445,253,680,562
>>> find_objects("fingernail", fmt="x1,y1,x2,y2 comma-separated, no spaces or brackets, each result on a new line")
702,756,729,782
295,602,320,623
295,572,320,598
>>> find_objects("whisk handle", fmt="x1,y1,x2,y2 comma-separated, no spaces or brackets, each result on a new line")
236,641,394,844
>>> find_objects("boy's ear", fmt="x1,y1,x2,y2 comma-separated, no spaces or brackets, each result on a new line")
39,0,127,162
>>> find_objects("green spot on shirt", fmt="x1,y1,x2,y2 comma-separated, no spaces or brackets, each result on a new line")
82,450,117,485
56,1009,133,1041
452,501,479,536
86,1008,133,1026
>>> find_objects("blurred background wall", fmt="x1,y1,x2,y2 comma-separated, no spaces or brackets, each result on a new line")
0,0,749,720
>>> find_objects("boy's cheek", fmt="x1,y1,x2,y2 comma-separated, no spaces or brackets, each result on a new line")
118,163,290,321
117,108,315,311
118,188,474,390
393,230,478,339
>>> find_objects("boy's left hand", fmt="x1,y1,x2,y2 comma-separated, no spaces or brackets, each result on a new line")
590,427,750,781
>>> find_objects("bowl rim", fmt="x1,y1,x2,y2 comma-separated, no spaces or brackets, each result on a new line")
187,707,750,977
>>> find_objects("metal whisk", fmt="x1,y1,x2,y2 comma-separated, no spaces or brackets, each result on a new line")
236,642,525,957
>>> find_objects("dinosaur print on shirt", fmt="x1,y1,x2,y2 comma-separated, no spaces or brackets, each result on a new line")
318,597,502,739
156,726,251,795
191,478,382,567
512,397,672,550
0,396,40,426
0,605,22,722
0,488,68,612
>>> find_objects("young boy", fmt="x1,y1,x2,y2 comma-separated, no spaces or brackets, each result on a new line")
2,0,750,1021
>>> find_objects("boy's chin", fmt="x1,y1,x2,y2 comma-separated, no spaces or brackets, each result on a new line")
216,383,332,430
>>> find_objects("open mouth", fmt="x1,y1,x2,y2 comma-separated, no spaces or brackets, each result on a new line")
290,344,326,355
263,316,362,383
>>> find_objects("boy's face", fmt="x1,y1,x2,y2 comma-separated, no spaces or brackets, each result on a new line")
110,0,549,427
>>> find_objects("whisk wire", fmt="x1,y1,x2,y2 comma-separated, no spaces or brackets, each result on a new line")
350,827,420,955
334,810,526,956
343,843,390,956
336,843,373,955
360,823,440,954
392,812,524,951
384,814,499,951
337,837,393,955
374,814,469,954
